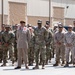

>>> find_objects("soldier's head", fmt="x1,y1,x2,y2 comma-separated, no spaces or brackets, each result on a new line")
45,21,50,29
68,25,73,32
29,27,34,33
27,24,32,28
58,22,63,32
37,20,42,28
20,21,26,27
5,25,10,32
53,23,58,30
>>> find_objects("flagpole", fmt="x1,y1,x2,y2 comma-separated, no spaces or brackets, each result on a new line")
49,0,51,25
1,0,4,29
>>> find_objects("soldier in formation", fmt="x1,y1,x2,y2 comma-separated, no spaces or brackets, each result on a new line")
1,20,75,69
33,20,47,69
45,21,53,64
1,25,15,66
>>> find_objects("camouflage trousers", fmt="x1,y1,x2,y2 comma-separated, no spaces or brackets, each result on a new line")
2,45,14,65
14,43,17,61
28,47,34,65
34,44,46,65
0,49,3,62
8,45,14,64
46,45,52,64
2,49,8,65
55,45,65,63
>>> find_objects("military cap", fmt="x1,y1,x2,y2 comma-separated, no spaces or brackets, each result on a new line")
54,23,58,27
58,22,63,28
46,21,50,25
68,25,73,28
20,21,25,23
37,20,42,24
27,24,32,27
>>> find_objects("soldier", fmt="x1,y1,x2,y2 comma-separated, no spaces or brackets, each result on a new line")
0,32,2,63
33,20,47,69
28,27,35,66
1,25,15,66
0,24,5,63
53,23,58,33
8,27,15,65
64,25,75,67
13,25,18,61
45,21,53,64
69,21,75,64
15,21,31,69
53,23,65,66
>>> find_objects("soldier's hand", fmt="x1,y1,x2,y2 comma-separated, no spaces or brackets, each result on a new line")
57,41,61,45
0,42,2,45
5,43,9,47
66,43,72,47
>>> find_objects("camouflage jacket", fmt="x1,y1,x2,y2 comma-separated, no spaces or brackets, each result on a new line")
34,27,47,45
2,31,15,46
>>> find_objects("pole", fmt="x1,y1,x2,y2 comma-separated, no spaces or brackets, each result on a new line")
49,0,51,25
1,0,3,29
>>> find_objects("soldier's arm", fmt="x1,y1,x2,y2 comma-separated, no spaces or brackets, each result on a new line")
54,33,58,44
44,28,48,42
48,32,53,44
64,34,67,45
8,33,15,44
27,29,31,43
1,33,6,44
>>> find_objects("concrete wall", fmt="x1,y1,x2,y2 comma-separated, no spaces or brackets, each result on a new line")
52,0,75,25
0,0,8,15
26,0,49,17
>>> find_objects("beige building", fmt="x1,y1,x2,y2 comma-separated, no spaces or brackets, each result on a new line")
0,0,75,29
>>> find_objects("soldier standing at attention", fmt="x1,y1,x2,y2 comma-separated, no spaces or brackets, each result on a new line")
1,25,15,66
15,21,31,69
0,25,5,63
13,25,18,62
53,23,65,66
28,27,35,66
33,20,47,69
64,25,75,67
45,21,53,65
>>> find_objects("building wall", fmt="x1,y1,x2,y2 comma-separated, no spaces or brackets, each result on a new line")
52,0,75,25
9,2,27,25
0,0,75,27
8,0,26,3
26,0,49,25
0,15,8,29
0,0,8,15
26,0,49,17
27,16,49,26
